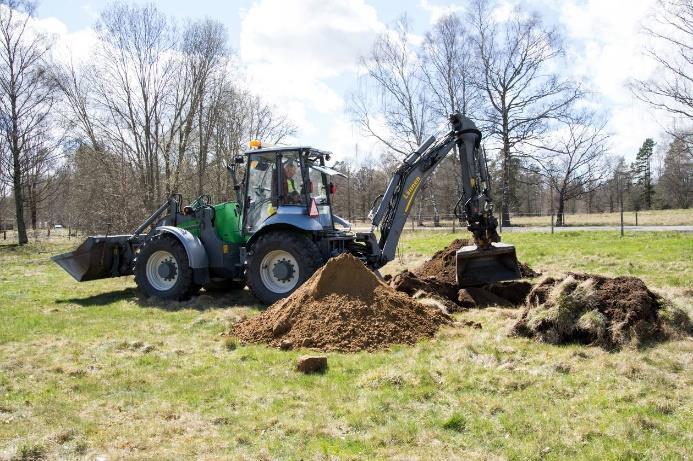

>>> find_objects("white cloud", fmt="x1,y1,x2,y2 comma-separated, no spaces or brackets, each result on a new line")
418,0,465,24
240,0,383,78
556,0,666,157
27,13,97,64
239,0,385,151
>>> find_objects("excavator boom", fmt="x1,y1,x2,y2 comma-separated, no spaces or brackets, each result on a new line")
370,113,521,286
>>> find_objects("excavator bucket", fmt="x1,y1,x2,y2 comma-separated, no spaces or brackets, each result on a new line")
52,235,134,282
456,242,521,286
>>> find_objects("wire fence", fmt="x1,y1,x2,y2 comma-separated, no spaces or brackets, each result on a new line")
1,209,690,244
347,209,692,229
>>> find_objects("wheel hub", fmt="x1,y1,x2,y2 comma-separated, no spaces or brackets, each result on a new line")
272,258,295,282
157,260,177,280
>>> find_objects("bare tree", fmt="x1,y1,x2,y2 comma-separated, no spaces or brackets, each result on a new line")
631,0,692,122
351,16,443,224
469,0,581,226
527,113,609,226
351,16,431,155
0,0,56,244
47,3,298,232
90,2,178,210
421,13,481,120
21,122,64,229
420,13,484,224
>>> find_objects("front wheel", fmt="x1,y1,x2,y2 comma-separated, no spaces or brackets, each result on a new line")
134,234,195,300
246,231,323,305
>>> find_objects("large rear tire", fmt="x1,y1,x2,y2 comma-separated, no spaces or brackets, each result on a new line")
134,234,195,300
246,231,323,305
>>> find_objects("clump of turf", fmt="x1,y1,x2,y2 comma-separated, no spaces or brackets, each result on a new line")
512,273,691,350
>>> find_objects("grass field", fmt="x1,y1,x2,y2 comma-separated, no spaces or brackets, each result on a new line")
0,232,691,460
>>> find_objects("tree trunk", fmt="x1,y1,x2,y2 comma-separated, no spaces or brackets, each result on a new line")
12,148,28,244
29,182,37,230
556,192,565,226
500,144,512,227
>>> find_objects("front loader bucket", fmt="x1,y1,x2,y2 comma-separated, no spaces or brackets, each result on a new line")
52,235,134,282
456,242,521,286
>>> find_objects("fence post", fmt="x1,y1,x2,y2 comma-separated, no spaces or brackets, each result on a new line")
635,210,638,226
620,202,624,237
551,213,554,234
451,216,456,233
2,230,5,240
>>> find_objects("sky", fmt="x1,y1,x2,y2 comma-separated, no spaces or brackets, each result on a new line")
34,0,667,162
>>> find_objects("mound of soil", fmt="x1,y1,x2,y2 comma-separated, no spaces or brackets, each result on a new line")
233,253,451,352
390,269,532,310
414,238,540,283
388,238,539,310
415,238,469,284
512,273,691,349
390,237,537,309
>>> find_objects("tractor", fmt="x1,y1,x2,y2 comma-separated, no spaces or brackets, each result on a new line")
54,113,521,304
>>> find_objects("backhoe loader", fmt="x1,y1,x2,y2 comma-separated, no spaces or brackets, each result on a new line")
53,113,520,304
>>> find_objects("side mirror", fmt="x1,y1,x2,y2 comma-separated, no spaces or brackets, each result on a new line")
234,155,244,164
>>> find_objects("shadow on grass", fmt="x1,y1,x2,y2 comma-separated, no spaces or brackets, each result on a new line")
57,287,139,306
141,288,263,312
57,286,263,312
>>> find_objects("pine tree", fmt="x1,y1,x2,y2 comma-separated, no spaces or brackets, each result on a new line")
633,138,656,209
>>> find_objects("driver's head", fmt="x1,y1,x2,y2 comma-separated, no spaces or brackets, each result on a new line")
284,160,297,178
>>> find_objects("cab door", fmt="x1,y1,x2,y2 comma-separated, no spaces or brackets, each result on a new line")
242,152,279,233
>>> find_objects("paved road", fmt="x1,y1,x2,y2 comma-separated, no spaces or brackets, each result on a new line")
352,225,693,233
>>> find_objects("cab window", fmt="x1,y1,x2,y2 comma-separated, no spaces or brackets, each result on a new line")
279,151,305,206
244,152,278,232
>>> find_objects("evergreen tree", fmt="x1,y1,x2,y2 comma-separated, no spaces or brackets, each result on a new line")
633,138,656,209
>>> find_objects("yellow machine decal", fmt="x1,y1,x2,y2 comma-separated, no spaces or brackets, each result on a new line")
403,176,422,213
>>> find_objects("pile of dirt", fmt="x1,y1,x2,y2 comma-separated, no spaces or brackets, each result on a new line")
511,273,692,349
233,253,451,352
389,238,537,309
414,238,469,284
390,269,532,310
413,238,540,282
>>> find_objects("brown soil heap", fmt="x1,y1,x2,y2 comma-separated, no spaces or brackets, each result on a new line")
390,238,536,309
511,273,691,349
414,238,469,284
233,253,451,352
414,238,540,282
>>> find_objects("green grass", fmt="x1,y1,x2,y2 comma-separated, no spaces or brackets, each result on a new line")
0,233,691,460
398,230,693,289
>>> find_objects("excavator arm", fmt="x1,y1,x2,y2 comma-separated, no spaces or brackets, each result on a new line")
370,113,520,286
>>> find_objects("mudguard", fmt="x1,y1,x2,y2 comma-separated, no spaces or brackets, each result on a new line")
156,225,209,269
260,209,323,232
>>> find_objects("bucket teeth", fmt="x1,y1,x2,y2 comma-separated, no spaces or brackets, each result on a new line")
456,242,521,286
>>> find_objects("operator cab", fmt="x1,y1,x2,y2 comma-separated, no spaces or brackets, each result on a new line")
241,145,342,234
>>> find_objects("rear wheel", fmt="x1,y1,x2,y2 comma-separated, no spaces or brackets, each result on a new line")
134,234,195,300
246,231,323,305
